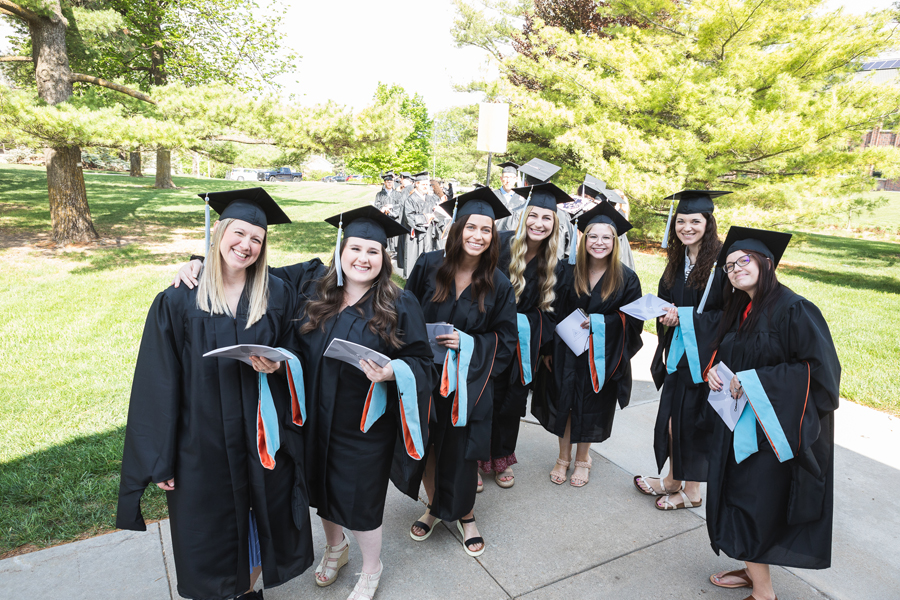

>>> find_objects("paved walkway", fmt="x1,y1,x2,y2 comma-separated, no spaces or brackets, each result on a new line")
2,333,898,600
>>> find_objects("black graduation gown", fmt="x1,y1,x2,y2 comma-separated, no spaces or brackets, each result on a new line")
116,278,313,600
706,288,840,569
374,189,400,219
648,260,727,481
289,290,434,531
392,250,517,521
487,231,566,460
532,264,643,443
398,191,431,276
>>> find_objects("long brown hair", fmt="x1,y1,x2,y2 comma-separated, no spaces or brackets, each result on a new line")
574,222,623,300
662,212,722,290
433,214,500,312
713,250,785,347
301,238,404,348
508,206,559,312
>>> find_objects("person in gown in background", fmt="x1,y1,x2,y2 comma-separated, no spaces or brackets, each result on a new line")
374,173,400,256
398,171,437,276
705,227,840,600
396,187,517,558
477,182,569,490
291,207,434,600
608,189,635,271
635,191,730,511
493,161,526,232
532,202,643,487
119,189,313,600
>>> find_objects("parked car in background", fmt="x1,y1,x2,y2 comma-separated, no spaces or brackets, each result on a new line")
257,167,303,182
226,167,260,181
321,175,337,182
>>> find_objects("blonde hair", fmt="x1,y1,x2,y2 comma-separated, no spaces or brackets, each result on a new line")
196,218,270,329
574,222,623,300
509,206,559,312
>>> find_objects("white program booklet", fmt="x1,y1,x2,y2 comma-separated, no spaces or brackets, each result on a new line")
202,344,294,366
555,308,591,356
426,322,455,364
707,362,749,431
619,293,675,321
323,338,391,371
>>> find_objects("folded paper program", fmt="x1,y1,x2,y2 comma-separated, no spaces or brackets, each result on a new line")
619,293,674,321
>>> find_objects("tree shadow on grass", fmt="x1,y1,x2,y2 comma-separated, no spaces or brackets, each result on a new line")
63,245,191,274
782,231,900,294
0,427,167,555
781,265,900,294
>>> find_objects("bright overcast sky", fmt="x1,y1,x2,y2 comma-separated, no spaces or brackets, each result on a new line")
0,0,895,113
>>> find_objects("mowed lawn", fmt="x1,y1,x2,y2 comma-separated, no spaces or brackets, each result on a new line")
2,164,899,554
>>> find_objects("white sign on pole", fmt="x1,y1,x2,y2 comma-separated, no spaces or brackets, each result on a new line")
476,103,509,153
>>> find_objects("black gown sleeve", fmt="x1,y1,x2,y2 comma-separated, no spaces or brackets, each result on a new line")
404,252,430,300
116,291,185,531
269,258,326,297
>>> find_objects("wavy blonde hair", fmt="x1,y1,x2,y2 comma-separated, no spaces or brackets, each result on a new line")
509,206,560,312
574,222,623,301
196,218,269,329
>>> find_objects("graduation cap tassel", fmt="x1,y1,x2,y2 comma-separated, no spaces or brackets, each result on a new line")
697,261,717,314
516,188,533,240
334,213,344,287
661,198,676,249
568,216,578,265
204,194,211,256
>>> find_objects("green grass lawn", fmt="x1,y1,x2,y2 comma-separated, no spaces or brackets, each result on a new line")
812,190,900,240
1,164,899,554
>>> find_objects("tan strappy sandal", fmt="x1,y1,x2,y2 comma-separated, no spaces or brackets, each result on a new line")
550,458,571,485
656,489,702,510
315,533,350,587
710,568,752,589
633,475,681,496
570,457,592,488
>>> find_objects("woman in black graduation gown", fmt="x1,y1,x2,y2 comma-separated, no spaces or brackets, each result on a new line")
118,189,313,600
634,191,729,510
289,207,433,600
706,227,840,600
532,202,643,487
398,188,517,557
477,183,569,489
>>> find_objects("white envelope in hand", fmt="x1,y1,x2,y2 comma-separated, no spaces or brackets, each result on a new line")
426,322,455,364
619,293,675,321
555,309,590,356
707,363,749,431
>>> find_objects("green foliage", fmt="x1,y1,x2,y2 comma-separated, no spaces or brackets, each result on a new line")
453,0,900,238
348,83,429,176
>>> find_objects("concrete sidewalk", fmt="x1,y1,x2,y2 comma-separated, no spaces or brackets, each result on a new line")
2,332,898,599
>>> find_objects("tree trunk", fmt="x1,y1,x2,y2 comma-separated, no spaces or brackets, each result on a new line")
29,2,98,243
46,145,98,243
192,152,200,176
155,148,176,188
129,151,143,177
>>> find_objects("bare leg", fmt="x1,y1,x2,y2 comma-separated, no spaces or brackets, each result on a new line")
350,526,383,575
662,417,682,491
247,565,261,592
655,418,704,507
745,562,775,600
411,446,437,537
550,414,574,482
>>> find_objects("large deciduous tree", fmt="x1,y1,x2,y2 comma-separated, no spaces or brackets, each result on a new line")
0,0,155,242
453,0,900,234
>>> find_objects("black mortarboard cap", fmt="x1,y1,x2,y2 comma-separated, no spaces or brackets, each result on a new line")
381,172,395,181
199,187,290,231
602,189,626,204
414,171,430,182
582,174,606,198
717,226,792,269
575,200,632,235
519,158,561,185
498,161,519,174
664,189,731,215
439,185,512,221
325,205,409,247
511,182,571,212
400,172,412,179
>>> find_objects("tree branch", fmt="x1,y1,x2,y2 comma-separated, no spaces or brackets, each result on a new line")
212,134,275,145
0,0,40,24
69,73,157,104
0,55,33,62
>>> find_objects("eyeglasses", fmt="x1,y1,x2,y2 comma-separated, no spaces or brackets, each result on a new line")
723,254,752,274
